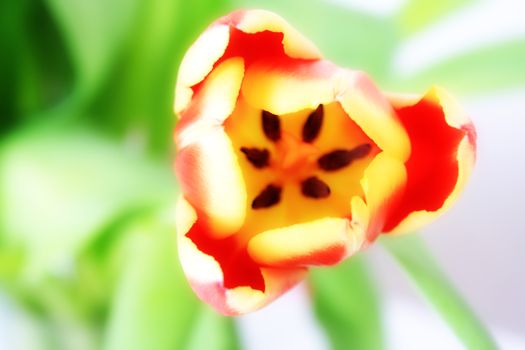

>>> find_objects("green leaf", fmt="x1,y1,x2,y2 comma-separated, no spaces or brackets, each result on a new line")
183,306,240,350
102,216,239,350
93,0,233,154
0,0,74,126
0,125,174,282
382,234,497,350
396,38,525,94
309,255,382,350
236,0,398,82
102,222,195,350
43,0,142,101
397,0,477,36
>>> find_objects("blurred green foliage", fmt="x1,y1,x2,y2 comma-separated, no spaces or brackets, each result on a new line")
0,0,73,129
310,256,382,350
398,38,525,94
0,0,521,348
382,235,498,349
397,0,475,35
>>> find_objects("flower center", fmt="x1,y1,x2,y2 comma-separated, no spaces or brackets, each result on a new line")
224,98,378,236
275,132,318,179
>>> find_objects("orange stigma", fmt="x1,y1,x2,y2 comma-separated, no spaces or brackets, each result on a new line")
275,132,318,179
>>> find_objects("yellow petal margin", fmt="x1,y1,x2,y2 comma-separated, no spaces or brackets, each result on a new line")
361,152,407,241
336,71,411,162
175,25,230,114
248,217,365,268
176,58,247,238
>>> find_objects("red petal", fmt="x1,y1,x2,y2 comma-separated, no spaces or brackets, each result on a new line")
383,88,476,233
176,198,306,315
186,218,265,291
219,9,321,60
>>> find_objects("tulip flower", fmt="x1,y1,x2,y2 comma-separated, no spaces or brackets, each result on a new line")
174,9,476,315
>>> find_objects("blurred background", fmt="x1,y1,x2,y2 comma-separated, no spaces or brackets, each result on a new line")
1,0,524,349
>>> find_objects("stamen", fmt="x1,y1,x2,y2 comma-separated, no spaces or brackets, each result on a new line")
301,176,330,198
262,111,281,141
302,105,324,142
252,184,282,209
318,144,372,171
240,147,270,168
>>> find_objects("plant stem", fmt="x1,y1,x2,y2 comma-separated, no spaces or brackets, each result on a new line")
381,234,497,350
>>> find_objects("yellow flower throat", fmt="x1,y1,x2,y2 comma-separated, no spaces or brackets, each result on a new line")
224,97,379,240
